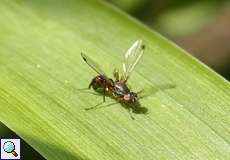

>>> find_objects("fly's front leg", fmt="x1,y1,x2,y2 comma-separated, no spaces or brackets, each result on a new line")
89,77,100,90
137,89,143,95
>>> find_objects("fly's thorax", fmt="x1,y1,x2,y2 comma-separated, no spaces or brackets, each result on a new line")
114,82,130,95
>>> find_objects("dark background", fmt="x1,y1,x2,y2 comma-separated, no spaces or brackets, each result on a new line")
108,0,230,80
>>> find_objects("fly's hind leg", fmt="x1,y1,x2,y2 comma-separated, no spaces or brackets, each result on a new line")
85,101,104,110
85,101,118,111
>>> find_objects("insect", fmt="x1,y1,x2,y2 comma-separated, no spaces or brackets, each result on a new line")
81,40,146,119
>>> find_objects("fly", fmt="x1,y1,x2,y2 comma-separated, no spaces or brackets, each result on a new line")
81,40,146,119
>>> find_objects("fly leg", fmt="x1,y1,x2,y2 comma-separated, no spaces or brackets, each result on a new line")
85,101,118,111
85,101,104,110
129,108,135,120
113,69,119,82
88,77,96,89
102,78,109,102
103,86,106,102
116,97,135,120
137,89,146,100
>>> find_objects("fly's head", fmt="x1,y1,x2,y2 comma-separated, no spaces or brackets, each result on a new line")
123,92,138,104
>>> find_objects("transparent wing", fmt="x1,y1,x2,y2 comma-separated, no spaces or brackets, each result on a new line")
122,40,145,81
81,52,107,76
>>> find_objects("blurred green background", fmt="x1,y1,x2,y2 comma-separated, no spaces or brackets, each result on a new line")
108,0,230,80
1,0,229,159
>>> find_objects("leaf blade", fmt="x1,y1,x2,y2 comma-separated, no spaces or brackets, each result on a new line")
0,0,229,160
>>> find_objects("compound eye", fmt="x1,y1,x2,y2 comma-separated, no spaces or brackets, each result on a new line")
124,94,130,101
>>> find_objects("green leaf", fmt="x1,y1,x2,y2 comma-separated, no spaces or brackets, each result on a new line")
0,0,229,159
